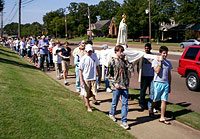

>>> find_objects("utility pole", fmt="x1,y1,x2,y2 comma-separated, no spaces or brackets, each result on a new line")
18,0,21,38
0,11,3,37
148,0,151,43
55,23,57,38
64,8,68,39
87,6,92,40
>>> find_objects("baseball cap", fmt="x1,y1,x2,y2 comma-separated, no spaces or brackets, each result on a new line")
85,44,93,52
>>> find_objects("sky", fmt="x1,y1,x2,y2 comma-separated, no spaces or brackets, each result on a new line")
3,0,124,26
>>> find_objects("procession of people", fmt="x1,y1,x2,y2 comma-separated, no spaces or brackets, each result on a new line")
2,14,172,130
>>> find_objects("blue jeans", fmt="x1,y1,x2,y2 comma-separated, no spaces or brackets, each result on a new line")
109,89,129,123
75,66,80,90
105,78,110,89
139,76,153,107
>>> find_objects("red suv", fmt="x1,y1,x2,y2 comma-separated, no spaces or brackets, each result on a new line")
178,45,200,91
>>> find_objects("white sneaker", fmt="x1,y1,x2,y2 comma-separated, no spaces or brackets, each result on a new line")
97,84,100,90
108,114,117,122
153,108,158,113
64,80,68,85
76,89,80,92
57,76,61,80
120,122,129,130
106,88,112,93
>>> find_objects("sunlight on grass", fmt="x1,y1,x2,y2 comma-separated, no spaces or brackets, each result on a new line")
0,46,134,139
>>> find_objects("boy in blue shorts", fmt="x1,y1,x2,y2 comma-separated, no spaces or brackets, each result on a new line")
149,46,172,125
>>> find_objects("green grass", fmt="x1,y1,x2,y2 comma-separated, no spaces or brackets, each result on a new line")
0,46,134,139
129,88,200,130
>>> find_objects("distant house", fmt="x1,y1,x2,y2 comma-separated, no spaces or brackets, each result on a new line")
190,23,200,39
160,20,200,42
88,18,117,37
159,19,178,41
89,20,111,37
108,17,117,37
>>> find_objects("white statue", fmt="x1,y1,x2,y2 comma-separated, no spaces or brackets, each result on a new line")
117,14,127,48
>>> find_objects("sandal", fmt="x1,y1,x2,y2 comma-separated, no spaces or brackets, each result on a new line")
159,120,171,125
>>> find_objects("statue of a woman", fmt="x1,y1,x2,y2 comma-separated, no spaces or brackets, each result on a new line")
116,14,127,48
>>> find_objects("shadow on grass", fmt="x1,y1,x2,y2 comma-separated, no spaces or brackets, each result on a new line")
0,48,17,54
0,51,18,58
0,57,37,70
166,102,193,120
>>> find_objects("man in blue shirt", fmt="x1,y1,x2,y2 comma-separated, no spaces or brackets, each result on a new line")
149,46,172,125
38,35,49,71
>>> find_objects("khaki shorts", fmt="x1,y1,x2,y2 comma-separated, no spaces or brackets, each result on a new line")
62,60,70,71
81,80,97,98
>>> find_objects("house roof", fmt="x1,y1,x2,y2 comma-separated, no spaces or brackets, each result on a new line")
191,23,200,31
169,23,200,31
92,20,111,30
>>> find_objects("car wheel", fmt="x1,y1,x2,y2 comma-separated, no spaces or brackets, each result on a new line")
180,44,184,48
186,72,200,91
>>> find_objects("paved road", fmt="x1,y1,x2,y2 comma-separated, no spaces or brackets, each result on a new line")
69,42,200,113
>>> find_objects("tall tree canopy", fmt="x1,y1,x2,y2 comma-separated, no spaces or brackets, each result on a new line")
175,0,200,24
97,0,121,20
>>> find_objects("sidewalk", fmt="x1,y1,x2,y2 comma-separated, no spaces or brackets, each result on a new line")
46,70,200,139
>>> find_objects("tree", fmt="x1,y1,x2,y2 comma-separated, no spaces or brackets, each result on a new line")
151,0,176,40
122,0,145,38
43,8,65,35
4,22,42,37
4,22,18,35
97,0,121,20
175,0,200,24
121,0,177,39
49,17,65,38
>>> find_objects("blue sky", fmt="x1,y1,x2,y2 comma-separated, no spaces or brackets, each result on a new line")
4,0,124,25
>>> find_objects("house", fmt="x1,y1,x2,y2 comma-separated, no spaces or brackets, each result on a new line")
88,18,117,37
160,19,200,42
89,20,111,37
159,19,178,41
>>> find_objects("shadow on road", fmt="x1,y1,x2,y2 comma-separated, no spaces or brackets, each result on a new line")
176,102,191,107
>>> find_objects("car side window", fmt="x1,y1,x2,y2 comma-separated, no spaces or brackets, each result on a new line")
184,48,200,60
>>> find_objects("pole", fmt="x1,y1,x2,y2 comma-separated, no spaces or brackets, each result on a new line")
148,0,151,43
18,0,21,38
55,23,57,38
88,6,91,39
1,11,3,37
65,11,68,39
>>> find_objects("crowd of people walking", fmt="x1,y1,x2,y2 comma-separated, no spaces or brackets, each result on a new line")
3,36,172,129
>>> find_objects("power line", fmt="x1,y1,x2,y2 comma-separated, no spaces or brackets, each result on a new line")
4,1,17,24
22,0,35,6
7,8,18,24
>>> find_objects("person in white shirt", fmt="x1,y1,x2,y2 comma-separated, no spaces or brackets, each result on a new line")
79,44,100,112
31,42,39,66
53,41,62,80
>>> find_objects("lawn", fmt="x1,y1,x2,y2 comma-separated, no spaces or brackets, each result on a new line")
0,46,134,139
